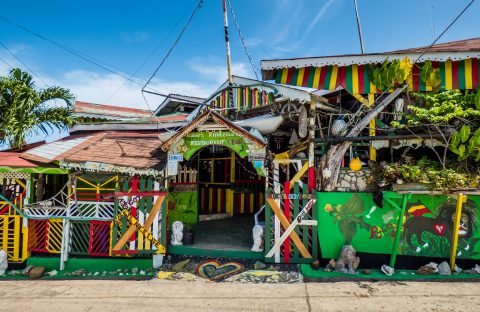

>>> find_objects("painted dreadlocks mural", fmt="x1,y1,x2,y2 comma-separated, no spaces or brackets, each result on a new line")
317,192,480,260
402,199,478,258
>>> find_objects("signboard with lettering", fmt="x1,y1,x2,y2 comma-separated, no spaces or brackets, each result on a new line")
168,154,184,162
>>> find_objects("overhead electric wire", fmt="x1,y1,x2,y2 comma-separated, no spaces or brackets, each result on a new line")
0,39,49,87
0,15,145,86
413,0,476,64
103,0,199,104
0,14,205,109
227,0,260,80
141,0,204,92
0,55,12,69
140,0,204,132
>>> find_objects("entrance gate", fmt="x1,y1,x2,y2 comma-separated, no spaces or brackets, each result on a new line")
265,159,318,264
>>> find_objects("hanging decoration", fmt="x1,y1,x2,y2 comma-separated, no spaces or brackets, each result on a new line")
331,117,348,136
298,105,308,138
349,157,362,171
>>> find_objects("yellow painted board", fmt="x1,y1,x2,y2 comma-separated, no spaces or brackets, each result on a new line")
450,193,466,271
445,60,453,90
209,189,213,213
13,216,20,261
240,194,245,214
289,161,309,190
250,193,254,213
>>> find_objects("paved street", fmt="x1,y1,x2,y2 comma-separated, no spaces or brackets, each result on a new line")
0,279,479,312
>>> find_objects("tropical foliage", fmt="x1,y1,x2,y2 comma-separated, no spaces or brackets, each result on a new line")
392,89,480,127
449,124,480,161
382,157,480,191
0,68,75,149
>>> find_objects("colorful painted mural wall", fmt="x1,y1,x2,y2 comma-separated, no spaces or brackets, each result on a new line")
317,192,480,260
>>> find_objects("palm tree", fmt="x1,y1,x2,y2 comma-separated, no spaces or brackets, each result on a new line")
0,68,75,149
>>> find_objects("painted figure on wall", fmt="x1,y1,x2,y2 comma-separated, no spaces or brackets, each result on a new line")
325,194,370,244
402,199,479,257
319,193,480,260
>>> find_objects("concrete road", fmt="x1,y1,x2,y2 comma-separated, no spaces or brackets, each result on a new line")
0,279,479,312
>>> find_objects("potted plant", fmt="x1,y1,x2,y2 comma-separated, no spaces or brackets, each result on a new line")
182,220,195,245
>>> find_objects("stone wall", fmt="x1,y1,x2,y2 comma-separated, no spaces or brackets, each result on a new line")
334,169,371,192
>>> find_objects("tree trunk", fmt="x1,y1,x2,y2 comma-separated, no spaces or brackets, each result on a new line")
320,87,405,191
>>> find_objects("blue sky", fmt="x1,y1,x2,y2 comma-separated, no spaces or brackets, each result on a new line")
0,0,479,145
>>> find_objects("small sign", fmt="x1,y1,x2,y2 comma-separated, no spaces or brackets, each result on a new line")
248,153,265,161
253,160,264,169
168,154,183,162
167,160,178,176
268,193,313,200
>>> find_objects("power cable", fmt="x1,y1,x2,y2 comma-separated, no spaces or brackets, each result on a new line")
227,0,260,80
0,14,204,114
0,15,145,86
0,55,12,69
0,39,49,87
140,0,204,132
413,0,476,64
103,0,199,103
141,0,204,92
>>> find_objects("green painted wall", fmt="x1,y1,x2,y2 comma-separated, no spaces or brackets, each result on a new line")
167,191,198,228
317,192,480,260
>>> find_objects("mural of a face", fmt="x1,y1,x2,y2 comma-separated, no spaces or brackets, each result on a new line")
453,213,470,237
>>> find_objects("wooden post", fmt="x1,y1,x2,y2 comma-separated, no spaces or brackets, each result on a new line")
389,194,410,268
368,93,376,161
450,193,466,272
284,181,291,263
273,161,281,263
308,97,316,192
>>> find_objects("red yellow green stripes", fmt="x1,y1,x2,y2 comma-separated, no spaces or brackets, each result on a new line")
274,58,480,93
211,87,275,113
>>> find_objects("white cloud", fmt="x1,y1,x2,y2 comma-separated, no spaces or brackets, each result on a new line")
189,58,253,84
49,70,217,110
245,37,263,48
306,0,338,34
120,31,151,43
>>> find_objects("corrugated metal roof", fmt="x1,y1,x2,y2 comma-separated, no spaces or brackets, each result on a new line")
0,152,38,167
390,37,480,53
261,38,480,71
21,136,93,163
154,94,205,116
61,132,165,170
74,101,152,119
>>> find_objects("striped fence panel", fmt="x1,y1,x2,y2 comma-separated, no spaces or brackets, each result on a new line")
28,219,63,254
0,215,24,261
233,191,264,215
88,221,111,256
199,186,228,214
69,221,90,255
28,220,49,252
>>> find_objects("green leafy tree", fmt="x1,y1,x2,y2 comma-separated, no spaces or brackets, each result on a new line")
449,124,480,161
0,68,75,149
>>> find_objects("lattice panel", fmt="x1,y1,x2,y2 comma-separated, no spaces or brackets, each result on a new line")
68,201,115,220
88,221,111,256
